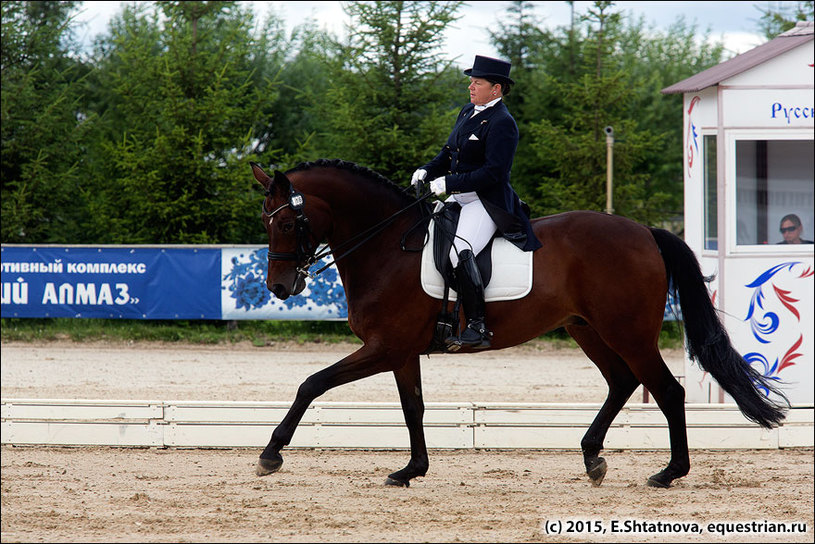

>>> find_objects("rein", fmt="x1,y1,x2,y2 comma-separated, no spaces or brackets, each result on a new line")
265,186,434,279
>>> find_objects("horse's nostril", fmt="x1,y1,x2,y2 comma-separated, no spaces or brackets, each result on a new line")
270,284,289,300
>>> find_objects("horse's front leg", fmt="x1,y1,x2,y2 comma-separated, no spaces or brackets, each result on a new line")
385,355,428,487
256,343,396,476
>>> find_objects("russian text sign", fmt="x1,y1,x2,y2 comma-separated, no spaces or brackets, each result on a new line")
1,246,221,319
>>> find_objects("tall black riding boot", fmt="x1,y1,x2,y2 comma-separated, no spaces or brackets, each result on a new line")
445,249,492,352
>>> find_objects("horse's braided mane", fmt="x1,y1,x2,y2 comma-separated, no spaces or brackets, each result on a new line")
286,159,413,204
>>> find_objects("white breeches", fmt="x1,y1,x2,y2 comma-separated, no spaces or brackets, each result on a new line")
449,195,497,267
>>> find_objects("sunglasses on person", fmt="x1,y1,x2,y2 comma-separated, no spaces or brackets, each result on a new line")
780,226,798,233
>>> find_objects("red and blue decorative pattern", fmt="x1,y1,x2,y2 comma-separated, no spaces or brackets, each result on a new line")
743,261,812,392
685,96,701,178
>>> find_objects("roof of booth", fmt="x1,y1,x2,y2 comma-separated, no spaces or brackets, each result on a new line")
661,21,813,94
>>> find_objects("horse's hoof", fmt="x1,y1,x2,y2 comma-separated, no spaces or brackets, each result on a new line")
256,454,283,476
646,474,671,488
587,457,607,487
384,477,410,487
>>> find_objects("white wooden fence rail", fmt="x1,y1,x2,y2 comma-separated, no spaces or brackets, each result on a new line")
2,399,812,450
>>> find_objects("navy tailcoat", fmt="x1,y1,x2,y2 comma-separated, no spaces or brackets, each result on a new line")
422,101,541,252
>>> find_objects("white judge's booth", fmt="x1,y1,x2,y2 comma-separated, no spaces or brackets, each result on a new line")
662,22,814,406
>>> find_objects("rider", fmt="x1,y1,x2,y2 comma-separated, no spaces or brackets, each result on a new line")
411,55,541,351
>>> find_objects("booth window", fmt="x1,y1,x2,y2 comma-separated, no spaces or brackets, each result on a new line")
703,135,717,250
736,139,814,245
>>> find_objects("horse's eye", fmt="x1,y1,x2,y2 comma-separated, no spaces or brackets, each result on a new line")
280,222,294,233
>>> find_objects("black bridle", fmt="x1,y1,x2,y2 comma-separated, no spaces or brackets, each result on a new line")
262,186,316,283
262,184,434,280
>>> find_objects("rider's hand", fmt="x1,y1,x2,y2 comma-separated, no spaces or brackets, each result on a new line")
410,168,427,187
429,176,446,196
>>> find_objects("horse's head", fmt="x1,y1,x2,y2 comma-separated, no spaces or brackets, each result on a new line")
251,162,319,300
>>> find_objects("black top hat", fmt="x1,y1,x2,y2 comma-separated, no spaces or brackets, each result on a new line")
464,55,515,85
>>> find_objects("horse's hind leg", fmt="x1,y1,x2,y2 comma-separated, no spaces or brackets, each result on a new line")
604,340,690,488
567,324,640,486
385,355,429,487
635,360,689,488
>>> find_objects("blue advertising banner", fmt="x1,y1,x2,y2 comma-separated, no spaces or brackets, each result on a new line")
221,246,347,320
1,246,221,319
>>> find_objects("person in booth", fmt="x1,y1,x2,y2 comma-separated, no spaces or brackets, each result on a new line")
777,214,814,245
410,55,541,352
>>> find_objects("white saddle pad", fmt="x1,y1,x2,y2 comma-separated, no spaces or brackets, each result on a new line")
420,208,534,302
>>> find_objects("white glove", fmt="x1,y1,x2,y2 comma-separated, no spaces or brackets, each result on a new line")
429,176,446,196
410,168,427,187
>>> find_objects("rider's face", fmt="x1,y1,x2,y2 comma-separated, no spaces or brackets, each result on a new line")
468,77,499,106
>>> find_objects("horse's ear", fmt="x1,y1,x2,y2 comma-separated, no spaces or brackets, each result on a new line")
273,170,292,193
250,162,272,192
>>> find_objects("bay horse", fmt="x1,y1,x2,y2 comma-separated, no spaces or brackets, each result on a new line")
250,159,786,488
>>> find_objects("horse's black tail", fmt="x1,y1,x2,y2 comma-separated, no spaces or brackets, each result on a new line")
649,228,788,428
